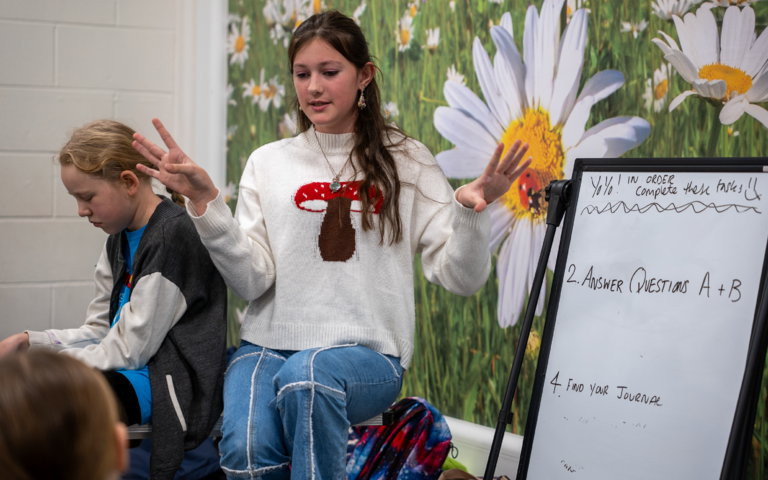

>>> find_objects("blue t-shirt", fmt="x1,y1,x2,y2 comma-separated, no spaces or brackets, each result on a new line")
113,225,152,425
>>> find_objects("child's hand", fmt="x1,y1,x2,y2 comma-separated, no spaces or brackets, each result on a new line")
456,140,532,213
132,118,219,214
0,333,30,357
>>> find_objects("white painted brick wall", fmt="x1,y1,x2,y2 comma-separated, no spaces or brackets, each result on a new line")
0,0,201,340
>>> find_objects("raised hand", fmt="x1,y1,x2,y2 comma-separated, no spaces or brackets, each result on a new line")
132,118,218,213
456,140,532,213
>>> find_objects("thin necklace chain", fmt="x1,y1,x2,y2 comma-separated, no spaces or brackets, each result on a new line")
314,127,352,193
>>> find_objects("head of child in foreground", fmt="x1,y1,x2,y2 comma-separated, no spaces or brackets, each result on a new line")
0,351,128,480
58,119,184,235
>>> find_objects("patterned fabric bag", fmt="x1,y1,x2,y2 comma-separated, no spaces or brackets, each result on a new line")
346,397,452,480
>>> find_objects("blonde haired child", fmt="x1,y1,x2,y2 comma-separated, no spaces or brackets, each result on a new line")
0,119,228,478
0,350,128,480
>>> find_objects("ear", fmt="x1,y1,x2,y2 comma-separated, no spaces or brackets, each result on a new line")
119,171,141,197
114,422,129,472
359,62,375,89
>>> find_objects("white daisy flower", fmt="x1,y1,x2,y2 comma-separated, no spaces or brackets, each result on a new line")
227,125,238,141
222,182,238,203
652,5,768,129
383,101,399,118
227,17,250,68
226,83,237,106
450,1,456,12
728,126,740,136
260,75,286,112
620,19,649,39
242,72,264,106
396,13,415,51
353,0,367,25
227,13,242,28
407,1,419,18
279,112,298,138
235,307,246,325
423,27,440,52
707,0,761,6
446,64,466,85
642,63,671,112
433,0,650,327
652,0,703,20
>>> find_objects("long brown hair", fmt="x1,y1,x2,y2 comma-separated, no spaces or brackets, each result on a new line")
0,351,122,480
289,11,408,245
58,119,186,207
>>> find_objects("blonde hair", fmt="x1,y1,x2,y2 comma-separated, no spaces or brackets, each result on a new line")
0,351,122,480
59,119,185,207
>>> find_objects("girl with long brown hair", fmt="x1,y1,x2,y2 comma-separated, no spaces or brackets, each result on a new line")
132,10,531,479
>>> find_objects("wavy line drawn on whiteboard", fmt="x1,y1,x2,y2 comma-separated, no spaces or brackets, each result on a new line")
580,201,762,216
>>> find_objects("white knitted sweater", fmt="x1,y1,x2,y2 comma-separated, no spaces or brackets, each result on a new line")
188,128,491,368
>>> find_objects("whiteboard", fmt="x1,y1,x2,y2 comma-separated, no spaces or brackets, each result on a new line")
520,164,768,480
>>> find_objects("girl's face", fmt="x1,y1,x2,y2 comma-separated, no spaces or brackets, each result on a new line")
60,163,136,235
292,38,374,134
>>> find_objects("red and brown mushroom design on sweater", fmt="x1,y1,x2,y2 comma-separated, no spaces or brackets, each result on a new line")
294,181,383,262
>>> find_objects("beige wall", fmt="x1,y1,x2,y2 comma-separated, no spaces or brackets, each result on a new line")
0,0,225,339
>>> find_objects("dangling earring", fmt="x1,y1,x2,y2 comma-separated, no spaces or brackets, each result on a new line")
357,87,367,110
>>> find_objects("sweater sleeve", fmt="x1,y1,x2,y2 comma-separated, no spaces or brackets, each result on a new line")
186,154,276,302
60,272,187,370
409,143,492,296
26,242,113,351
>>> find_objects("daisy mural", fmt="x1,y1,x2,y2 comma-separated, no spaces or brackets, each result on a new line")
227,17,250,68
434,0,650,327
652,4,768,128
643,63,671,112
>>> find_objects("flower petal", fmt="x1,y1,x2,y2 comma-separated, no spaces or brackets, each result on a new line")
524,5,539,108
673,13,701,69
747,67,768,102
500,11,513,36
498,218,533,327
443,81,505,139
693,78,727,99
721,6,753,69
561,70,625,149
745,103,768,129
693,5,719,67
658,30,681,52
491,26,527,111
550,9,588,126
742,23,768,78
581,116,651,158
720,95,749,124
434,106,500,155
669,90,698,111
652,37,673,57
564,135,608,179
489,202,514,253
472,37,507,128
435,148,492,179
493,52,523,123
534,0,563,110
664,50,699,83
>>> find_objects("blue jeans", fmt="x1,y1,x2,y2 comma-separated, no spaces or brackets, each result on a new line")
219,342,403,479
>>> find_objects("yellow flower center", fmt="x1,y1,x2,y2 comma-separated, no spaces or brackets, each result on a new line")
295,19,303,29
410,4,417,17
401,29,410,45
699,63,753,99
567,6,572,15
500,109,565,222
235,36,245,53
251,85,261,96
264,85,277,99
313,0,322,13
654,79,668,101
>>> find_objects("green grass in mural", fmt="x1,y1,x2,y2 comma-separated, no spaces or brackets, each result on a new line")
225,0,768,476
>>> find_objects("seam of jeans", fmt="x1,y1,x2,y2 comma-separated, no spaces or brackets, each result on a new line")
275,380,346,401
221,462,290,477
165,375,187,432
246,351,266,478
308,343,357,480
373,351,401,378
225,350,285,376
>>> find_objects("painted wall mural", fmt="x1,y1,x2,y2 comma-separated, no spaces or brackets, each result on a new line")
225,0,768,474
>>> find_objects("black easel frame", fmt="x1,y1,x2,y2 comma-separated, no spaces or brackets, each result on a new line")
501,158,768,480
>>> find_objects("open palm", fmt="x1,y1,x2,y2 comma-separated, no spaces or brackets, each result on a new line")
132,118,218,208
457,140,532,213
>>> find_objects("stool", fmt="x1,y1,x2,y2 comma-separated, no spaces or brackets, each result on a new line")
127,409,395,440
